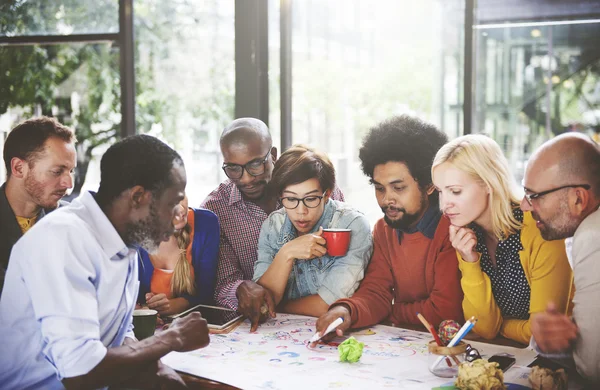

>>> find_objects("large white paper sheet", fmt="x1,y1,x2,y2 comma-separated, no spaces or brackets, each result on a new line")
162,313,538,389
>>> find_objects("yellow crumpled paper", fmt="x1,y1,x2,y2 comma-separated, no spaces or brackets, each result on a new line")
455,359,506,390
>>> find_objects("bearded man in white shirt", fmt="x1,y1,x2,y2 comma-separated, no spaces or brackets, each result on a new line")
0,135,210,389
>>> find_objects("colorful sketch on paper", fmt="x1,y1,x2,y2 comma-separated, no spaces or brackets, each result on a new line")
162,314,537,390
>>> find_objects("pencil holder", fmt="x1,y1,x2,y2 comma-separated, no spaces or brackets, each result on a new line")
427,340,467,378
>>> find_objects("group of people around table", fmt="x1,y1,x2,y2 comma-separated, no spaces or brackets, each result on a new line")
0,114,597,388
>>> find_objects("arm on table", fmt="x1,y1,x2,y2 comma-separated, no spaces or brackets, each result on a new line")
63,313,209,389
335,223,394,329
110,337,186,389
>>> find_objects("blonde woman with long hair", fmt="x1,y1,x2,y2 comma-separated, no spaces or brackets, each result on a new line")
138,195,220,316
431,134,572,344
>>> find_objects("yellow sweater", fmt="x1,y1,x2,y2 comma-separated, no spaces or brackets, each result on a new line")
458,211,572,345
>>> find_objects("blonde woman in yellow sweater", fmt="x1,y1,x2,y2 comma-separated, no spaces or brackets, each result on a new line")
431,134,572,344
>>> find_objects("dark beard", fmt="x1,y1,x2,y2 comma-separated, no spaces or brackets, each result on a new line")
383,210,423,230
122,201,166,253
381,190,429,230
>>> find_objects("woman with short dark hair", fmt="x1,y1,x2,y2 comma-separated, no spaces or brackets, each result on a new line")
253,145,372,317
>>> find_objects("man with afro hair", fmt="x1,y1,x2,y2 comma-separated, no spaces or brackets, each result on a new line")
313,115,463,340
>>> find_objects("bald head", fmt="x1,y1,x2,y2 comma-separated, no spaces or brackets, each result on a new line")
220,118,271,151
219,118,276,200
527,133,600,196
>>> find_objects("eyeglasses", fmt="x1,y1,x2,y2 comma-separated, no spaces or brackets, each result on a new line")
222,149,272,180
465,344,482,362
523,184,591,206
280,192,327,209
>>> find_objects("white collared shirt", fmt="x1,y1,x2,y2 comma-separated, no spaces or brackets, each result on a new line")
0,191,139,389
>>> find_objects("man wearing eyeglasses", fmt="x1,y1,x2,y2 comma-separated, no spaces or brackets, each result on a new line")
522,133,600,383
201,118,344,331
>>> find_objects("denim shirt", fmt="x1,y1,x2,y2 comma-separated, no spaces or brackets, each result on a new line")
253,199,373,305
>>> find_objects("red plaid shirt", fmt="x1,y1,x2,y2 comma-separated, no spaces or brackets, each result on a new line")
201,180,344,310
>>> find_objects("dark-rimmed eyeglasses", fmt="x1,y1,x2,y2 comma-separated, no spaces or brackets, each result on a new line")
465,344,482,362
280,192,327,209
222,149,272,180
523,184,591,206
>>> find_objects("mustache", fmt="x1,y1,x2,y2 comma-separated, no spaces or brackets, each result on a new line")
242,180,267,189
381,206,406,213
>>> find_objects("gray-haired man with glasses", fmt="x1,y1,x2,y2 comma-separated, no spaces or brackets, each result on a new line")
201,118,344,331
521,133,600,384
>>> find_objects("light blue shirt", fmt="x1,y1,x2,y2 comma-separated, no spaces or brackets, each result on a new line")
0,191,139,389
253,199,372,304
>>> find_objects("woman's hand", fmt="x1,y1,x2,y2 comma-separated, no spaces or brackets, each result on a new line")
146,293,171,314
449,225,479,263
281,227,327,260
146,293,191,317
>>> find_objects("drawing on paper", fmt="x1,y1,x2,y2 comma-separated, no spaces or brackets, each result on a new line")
162,313,537,390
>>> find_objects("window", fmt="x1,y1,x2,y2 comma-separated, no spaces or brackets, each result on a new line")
0,0,118,36
0,1,120,192
135,0,235,206
0,43,120,194
284,0,464,225
473,19,600,182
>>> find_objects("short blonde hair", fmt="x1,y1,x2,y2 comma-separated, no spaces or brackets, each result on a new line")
432,134,521,240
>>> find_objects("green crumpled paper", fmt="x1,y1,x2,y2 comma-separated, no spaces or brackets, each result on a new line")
338,336,364,363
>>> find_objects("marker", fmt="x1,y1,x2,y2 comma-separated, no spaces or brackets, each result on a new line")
447,316,477,347
430,316,477,371
310,317,344,343
416,313,445,346
416,312,455,366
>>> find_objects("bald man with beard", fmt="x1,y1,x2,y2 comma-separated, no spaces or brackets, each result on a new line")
201,118,344,331
521,133,600,383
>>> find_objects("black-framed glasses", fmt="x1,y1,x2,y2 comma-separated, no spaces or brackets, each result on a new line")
280,192,327,209
222,149,272,180
523,184,591,206
465,344,482,362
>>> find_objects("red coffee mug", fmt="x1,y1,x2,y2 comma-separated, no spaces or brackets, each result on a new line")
322,228,351,256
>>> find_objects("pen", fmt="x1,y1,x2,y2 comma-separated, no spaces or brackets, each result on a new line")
310,317,344,343
430,316,477,371
417,312,457,366
417,312,445,346
447,316,477,347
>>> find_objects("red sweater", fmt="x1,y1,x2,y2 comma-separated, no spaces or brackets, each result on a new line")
336,216,463,329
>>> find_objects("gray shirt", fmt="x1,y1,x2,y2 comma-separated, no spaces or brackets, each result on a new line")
572,207,600,383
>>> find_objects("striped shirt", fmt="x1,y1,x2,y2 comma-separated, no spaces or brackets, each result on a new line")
201,180,344,310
